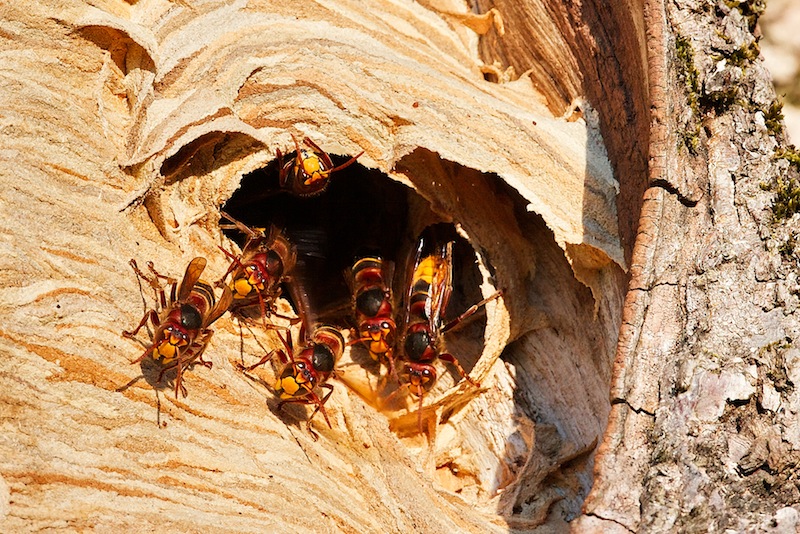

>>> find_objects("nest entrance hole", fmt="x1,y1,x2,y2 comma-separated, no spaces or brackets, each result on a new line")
220,153,489,411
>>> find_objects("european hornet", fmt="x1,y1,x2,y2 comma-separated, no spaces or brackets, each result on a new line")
396,238,502,431
123,257,233,398
216,211,297,331
277,135,363,197
243,324,345,441
347,255,397,377
241,274,346,440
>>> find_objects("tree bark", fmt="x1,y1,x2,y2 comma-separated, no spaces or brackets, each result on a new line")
0,0,793,532
577,0,800,532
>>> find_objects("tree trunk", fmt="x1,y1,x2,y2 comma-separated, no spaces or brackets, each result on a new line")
576,0,800,532
0,0,793,532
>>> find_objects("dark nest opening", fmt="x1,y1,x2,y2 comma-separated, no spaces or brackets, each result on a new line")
220,151,491,418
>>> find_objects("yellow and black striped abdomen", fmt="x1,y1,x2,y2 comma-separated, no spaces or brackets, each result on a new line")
408,256,439,320
188,280,216,311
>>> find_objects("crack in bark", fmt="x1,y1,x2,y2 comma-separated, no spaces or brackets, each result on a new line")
584,511,637,533
628,279,680,293
651,178,701,207
611,396,656,417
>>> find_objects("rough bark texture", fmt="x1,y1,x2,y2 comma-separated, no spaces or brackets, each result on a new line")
577,0,800,532
1,0,794,532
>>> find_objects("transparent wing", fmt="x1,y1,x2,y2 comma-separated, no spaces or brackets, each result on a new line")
286,274,318,337
178,257,207,301
400,236,426,336
427,241,453,336
205,285,233,327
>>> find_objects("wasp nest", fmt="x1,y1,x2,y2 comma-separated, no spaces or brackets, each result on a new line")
3,0,647,531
